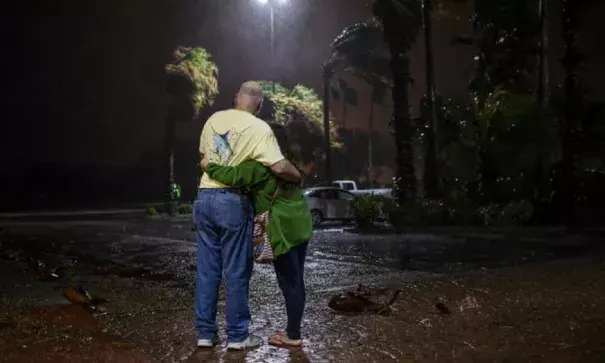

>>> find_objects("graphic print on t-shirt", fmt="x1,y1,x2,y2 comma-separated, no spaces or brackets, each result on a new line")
210,125,244,164
212,130,232,162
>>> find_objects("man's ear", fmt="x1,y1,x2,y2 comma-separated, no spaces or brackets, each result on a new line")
255,99,263,114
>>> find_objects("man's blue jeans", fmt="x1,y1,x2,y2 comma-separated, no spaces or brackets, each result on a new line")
193,189,253,343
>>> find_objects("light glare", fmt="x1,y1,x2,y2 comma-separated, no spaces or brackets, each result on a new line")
256,0,288,5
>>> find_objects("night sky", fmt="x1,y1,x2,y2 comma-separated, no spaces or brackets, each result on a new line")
3,0,374,168
3,0,603,171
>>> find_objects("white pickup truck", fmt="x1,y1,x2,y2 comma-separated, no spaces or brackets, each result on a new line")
332,180,393,198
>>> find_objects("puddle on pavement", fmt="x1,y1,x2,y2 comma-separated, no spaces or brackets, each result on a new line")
184,345,312,363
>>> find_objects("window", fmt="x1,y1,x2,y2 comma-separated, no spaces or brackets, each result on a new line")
319,190,337,200
342,182,355,191
337,190,355,201
303,190,320,198
304,189,336,199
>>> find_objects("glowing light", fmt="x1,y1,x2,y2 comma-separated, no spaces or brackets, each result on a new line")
256,0,287,5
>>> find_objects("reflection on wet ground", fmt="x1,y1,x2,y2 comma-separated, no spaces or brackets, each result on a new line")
1,219,605,362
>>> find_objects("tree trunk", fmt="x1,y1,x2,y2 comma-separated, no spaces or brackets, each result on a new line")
478,147,496,203
164,107,177,216
421,0,440,198
537,0,549,107
341,94,348,128
368,96,374,188
390,47,417,203
535,0,549,202
322,67,334,184
559,0,581,226
341,94,349,178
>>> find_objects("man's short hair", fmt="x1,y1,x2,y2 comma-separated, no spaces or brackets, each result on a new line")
238,81,263,103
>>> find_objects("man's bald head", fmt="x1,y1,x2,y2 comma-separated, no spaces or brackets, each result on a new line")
234,81,263,115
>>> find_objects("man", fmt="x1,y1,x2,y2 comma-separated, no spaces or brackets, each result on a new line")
194,81,301,350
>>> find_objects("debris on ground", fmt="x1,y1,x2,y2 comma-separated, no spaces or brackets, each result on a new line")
328,284,402,315
458,295,480,311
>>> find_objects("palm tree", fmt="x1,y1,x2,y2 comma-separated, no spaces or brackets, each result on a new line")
336,78,358,128
323,6,422,202
536,0,549,108
421,0,440,198
373,0,422,202
558,0,582,225
323,18,390,184
368,84,387,186
165,46,218,214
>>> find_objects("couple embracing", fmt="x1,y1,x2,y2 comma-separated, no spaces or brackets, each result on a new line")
193,81,313,350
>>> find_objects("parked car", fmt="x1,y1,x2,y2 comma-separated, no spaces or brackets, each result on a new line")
302,187,356,226
331,180,392,197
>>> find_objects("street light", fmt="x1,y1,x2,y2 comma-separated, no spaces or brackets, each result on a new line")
255,0,288,92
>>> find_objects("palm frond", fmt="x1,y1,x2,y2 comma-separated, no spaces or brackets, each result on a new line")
372,0,422,50
325,18,391,83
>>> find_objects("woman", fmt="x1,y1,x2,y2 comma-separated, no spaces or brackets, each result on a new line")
202,124,312,348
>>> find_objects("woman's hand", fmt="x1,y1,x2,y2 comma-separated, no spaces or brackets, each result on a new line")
200,155,209,171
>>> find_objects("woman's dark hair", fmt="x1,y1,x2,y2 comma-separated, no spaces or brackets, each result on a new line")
268,123,303,170
268,123,288,150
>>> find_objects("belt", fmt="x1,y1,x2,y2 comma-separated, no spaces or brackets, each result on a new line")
200,188,245,195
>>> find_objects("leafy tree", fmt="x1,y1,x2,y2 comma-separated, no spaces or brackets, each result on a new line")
165,47,219,120
436,88,559,207
554,0,603,225
165,46,218,214
257,81,341,171
454,0,541,96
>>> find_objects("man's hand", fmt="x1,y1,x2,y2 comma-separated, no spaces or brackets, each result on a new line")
270,159,302,182
200,155,208,171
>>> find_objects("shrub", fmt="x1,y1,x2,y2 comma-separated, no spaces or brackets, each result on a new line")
443,202,475,226
384,198,534,228
474,200,534,226
418,199,446,226
385,199,447,228
177,203,193,215
501,200,534,225
349,195,384,228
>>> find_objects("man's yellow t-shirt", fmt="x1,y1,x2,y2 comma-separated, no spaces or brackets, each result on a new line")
199,109,284,189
